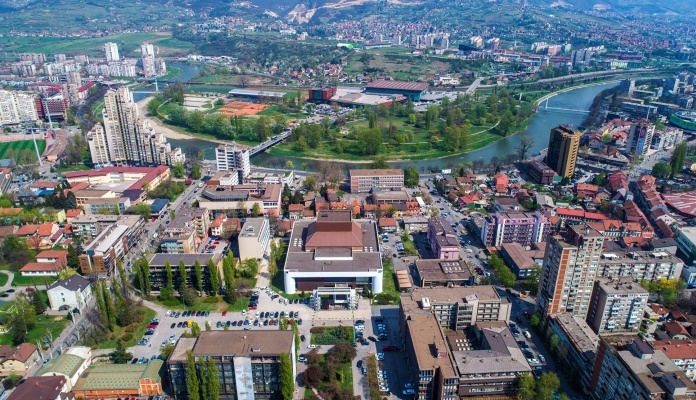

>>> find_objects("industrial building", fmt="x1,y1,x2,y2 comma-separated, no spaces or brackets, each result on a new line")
364,79,429,101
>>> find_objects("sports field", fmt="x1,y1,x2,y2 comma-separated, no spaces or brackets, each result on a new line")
0,140,46,160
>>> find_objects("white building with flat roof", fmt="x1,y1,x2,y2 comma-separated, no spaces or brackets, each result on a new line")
216,143,250,180
238,218,271,261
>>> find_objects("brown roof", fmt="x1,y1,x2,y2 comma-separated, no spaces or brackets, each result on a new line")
288,204,304,212
192,331,294,357
37,223,55,237
378,218,397,227
36,250,68,260
3,343,37,363
20,262,62,273
651,340,696,360
7,375,69,400
0,225,17,238
664,321,690,338
65,209,83,218
16,224,40,236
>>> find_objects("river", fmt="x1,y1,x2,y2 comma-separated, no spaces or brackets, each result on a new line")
137,63,618,170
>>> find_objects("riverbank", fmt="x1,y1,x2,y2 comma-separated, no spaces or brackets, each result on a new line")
135,97,228,144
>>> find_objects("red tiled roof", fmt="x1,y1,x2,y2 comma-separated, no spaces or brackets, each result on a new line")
288,204,304,212
664,321,690,338
36,250,68,259
37,223,55,237
651,340,696,360
65,209,83,218
20,261,62,273
15,224,39,236
378,218,397,227
2,343,37,363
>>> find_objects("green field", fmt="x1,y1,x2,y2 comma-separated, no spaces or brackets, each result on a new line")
270,118,500,161
12,274,57,287
0,32,193,58
0,314,68,347
0,139,46,160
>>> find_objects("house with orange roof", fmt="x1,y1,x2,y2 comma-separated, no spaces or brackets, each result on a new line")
651,340,696,379
15,224,39,237
378,217,398,233
664,321,691,340
65,209,83,224
493,173,509,193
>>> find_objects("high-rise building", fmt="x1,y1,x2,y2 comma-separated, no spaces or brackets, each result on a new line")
545,125,581,178
90,87,183,166
536,225,605,318
141,55,156,79
104,42,120,62
216,143,251,179
625,119,655,156
586,277,648,335
0,90,38,125
140,43,155,57
619,79,635,95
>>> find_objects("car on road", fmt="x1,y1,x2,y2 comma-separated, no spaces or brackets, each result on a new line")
368,336,377,342
298,355,307,362
301,335,306,342
222,310,227,316
538,354,545,363
403,389,415,396
170,323,176,329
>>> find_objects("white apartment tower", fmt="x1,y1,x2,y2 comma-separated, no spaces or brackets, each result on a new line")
140,43,155,57
104,42,120,62
0,90,39,125
92,87,184,166
216,143,250,179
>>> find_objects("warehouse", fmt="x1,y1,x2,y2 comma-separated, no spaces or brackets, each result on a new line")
364,79,429,101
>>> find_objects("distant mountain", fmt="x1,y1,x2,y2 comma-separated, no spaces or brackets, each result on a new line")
533,0,696,14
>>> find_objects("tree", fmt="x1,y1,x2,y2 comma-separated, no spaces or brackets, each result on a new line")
6,297,36,344
536,372,560,400
671,141,687,177
404,165,420,187
67,244,80,269
206,357,220,400
110,340,133,364
370,155,390,169
516,135,535,161
190,164,202,180
102,280,117,330
160,343,175,359
356,128,382,155
30,290,46,314
326,342,357,364
178,260,188,290
251,203,261,217
303,365,324,387
139,258,151,295
58,267,79,280
186,351,201,400
165,260,174,290
279,352,294,400
194,260,203,295
239,258,259,279
518,373,536,400
529,312,542,328
0,235,35,271
652,162,671,179
172,162,186,178
191,321,202,337
207,259,220,295
181,286,198,307
285,160,294,169
132,202,152,220
304,175,317,191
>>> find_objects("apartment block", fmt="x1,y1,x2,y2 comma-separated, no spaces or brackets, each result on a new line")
216,143,251,180
238,218,271,260
147,253,222,292
650,340,696,380
0,90,39,125
537,225,605,318
349,168,404,193
71,214,121,239
399,310,529,400
83,196,131,215
78,215,145,276
651,128,683,151
166,331,296,400
547,313,600,391
480,211,549,248
586,278,649,334
545,125,581,178
589,337,696,400
104,42,120,62
625,119,655,156
400,286,511,331
527,160,556,184
427,217,460,259
93,87,183,166
597,249,683,282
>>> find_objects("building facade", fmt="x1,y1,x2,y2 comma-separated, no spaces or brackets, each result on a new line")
166,331,296,400
0,90,38,125
480,211,549,248
586,278,649,334
283,211,383,295
104,42,120,62
427,218,460,260
537,225,605,318
545,125,581,178
238,218,271,260
625,120,655,156
349,169,405,193
46,276,93,311
216,143,251,180
147,253,223,293
547,313,599,392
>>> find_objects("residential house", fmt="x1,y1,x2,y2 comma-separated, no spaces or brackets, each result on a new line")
288,204,304,220
47,276,93,311
6,375,71,400
0,343,39,376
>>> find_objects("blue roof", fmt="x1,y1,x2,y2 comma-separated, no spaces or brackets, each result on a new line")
150,198,169,213
37,189,55,196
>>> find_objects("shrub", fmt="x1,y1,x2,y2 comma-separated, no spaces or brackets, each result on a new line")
121,333,134,342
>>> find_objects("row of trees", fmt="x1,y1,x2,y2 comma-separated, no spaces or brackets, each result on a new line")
652,142,689,178
268,240,287,279
185,350,221,400
488,254,517,288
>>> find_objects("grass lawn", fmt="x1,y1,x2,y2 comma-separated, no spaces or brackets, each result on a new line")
374,257,400,306
158,66,183,81
0,139,46,160
90,99,104,117
257,105,307,120
337,361,354,392
0,314,69,346
0,273,8,287
270,117,503,161
147,279,257,312
53,163,93,172
12,275,57,287
310,326,355,345
98,306,157,349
